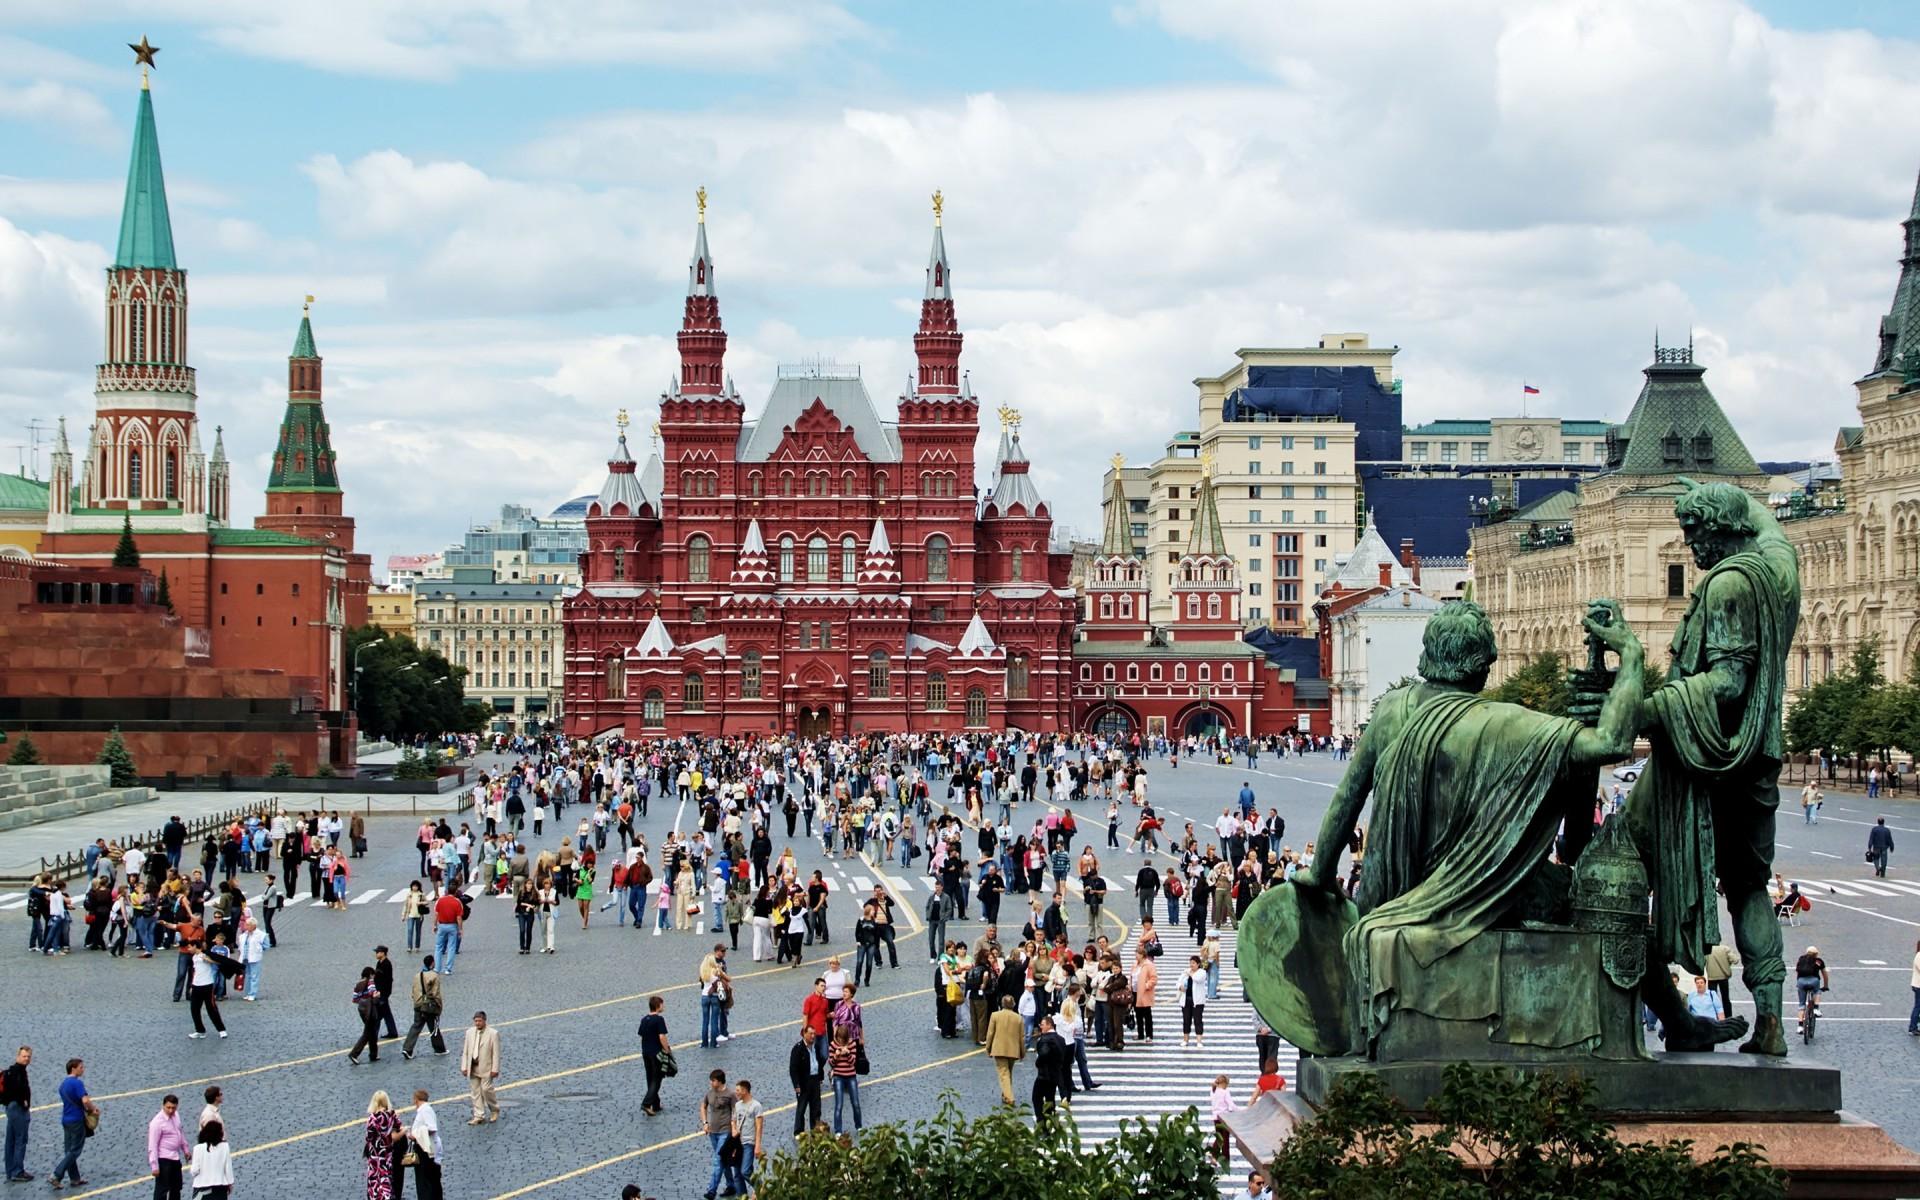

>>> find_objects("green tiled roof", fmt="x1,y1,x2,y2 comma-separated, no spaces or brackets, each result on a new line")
0,473,50,512
1186,471,1229,557
267,313,341,493
1405,420,1490,436
210,528,320,547
114,87,177,271
1512,488,1580,522
1870,168,1920,379
1560,420,1611,435
1606,350,1759,477
1840,426,1865,450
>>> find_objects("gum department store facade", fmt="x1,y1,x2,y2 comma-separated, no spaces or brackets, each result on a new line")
1473,169,1920,698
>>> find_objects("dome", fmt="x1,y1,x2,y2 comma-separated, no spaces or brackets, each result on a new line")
548,495,596,523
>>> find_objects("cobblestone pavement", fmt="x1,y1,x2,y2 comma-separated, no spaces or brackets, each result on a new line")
1,749,1915,1198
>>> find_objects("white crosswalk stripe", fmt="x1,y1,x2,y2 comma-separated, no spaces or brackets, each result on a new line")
1033,921,1295,1193
1866,878,1920,896
1821,879,1904,897
0,894,28,910
852,876,874,892
388,889,411,902
350,888,386,905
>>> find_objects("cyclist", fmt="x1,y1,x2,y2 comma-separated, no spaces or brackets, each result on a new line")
1794,945,1830,1031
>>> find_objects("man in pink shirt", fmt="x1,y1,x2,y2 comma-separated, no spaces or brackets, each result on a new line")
147,1094,189,1199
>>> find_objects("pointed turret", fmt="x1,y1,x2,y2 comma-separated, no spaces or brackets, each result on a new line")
1871,165,1920,381
732,518,772,587
115,82,176,271
982,406,1047,519
208,425,229,523
636,612,676,658
1603,341,1760,477
859,517,900,588
914,189,963,396
266,303,340,494
48,417,72,519
1098,458,1135,558
677,187,727,396
1185,455,1229,558
1169,451,1240,633
590,425,647,517
957,611,999,657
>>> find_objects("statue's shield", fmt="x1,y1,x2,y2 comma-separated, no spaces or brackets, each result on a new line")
1239,883,1360,1057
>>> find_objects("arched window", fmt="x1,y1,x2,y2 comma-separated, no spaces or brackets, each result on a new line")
680,470,692,495
1198,664,1211,682
1080,664,1092,681
926,671,948,711
779,536,795,582
1222,664,1235,682
1186,594,1201,619
842,470,855,496
868,650,890,697
966,687,988,727
689,605,707,624
808,535,829,581
611,546,625,581
1175,664,1188,683
1103,664,1116,681
1010,548,1023,582
161,308,174,363
742,650,762,700
1150,663,1162,682
687,535,711,583
781,472,794,497
1100,595,1114,619
605,656,626,700
1207,593,1221,620
1008,654,1029,700
808,473,826,497
748,472,763,497
129,300,146,361
874,472,888,498
128,446,143,499
1127,664,1139,682
926,534,951,583
642,689,665,726
684,673,706,713
164,447,178,499
841,535,857,580
1119,594,1133,619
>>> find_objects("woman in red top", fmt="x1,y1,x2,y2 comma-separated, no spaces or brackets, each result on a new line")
1249,1057,1286,1105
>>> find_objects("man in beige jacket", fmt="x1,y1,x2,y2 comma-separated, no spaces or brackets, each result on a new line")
461,1010,502,1124
984,995,1027,1105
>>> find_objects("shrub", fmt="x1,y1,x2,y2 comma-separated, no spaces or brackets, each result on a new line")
96,727,139,787
268,753,295,778
7,733,42,765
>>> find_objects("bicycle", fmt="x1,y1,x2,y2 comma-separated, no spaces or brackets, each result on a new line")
1800,987,1827,1044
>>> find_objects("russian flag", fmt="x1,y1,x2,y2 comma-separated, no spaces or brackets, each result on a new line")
1522,384,1540,395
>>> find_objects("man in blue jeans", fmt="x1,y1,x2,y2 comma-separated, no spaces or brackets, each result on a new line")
433,891,465,974
50,1058,93,1189
2,1045,31,1182
697,1069,733,1200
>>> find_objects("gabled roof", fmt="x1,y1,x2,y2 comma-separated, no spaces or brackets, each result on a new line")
115,85,177,271
736,372,901,463
1511,488,1580,523
1329,511,1412,590
635,613,675,658
1605,346,1760,477
0,472,51,512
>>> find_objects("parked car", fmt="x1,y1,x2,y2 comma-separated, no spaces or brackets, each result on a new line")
1611,758,1647,784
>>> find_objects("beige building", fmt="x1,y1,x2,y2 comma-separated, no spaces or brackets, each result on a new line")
366,586,415,640
413,581,566,731
1109,334,1396,633
1473,172,1920,698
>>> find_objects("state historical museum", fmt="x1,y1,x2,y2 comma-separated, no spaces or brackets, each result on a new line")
563,197,1077,736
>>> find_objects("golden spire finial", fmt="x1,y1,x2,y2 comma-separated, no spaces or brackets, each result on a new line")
931,189,943,227
1110,452,1126,471
1199,448,1215,479
997,403,1020,431
696,186,707,224
303,293,315,316
616,408,629,432
650,419,662,447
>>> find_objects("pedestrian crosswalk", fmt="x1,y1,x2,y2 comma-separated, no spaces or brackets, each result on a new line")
1790,877,1920,899
1037,922,1294,1194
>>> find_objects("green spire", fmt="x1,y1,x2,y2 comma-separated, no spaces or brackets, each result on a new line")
267,312,340,493
1186,459,1230,558
1605,343,1760,477
292,312,317,359
1099,460,1136,558
114,85,177,271
1871,166,1920,380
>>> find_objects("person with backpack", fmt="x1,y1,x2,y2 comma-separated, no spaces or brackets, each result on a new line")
401,956,445,1060
348,968,384,1064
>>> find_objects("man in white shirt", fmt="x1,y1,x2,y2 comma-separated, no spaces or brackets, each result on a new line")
408,1088,443,1200
1214,811,1238,862
123,844,146,885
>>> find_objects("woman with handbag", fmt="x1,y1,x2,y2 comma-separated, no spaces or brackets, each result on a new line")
827,1026,863,1133
188,1119,233,1199
406,1089,443,1200
1180,954,1208,1049
362,1091,405,1200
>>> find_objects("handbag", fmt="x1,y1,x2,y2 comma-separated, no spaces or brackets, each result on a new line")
720,1133,743,1166
854,1045,871,1076
82,1108,99,1137
657,1046,680,1078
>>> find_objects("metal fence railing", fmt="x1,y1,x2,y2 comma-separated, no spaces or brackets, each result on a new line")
14,797,282,885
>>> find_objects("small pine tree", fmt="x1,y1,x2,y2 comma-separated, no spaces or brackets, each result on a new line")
96,726,139,787
112,515,141,568
268,752,294,778
154,571,173,613
6,733,42,765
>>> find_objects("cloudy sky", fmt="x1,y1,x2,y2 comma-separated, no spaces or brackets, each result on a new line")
4,1,1919,570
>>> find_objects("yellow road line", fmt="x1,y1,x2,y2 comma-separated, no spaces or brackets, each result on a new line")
35,957,805,1115
63,985,932,1200
483,1046,984,1200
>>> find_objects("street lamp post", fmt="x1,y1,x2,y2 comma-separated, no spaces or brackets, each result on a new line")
349,633,387,714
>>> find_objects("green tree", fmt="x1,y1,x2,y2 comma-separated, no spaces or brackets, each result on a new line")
268,752,294,778
1484,651,1571,716
6,733,42,765
347,626,484,741
753,1093,1217,1200
112,514,140,568
1268,1064,1786,1198
95,726,139,786
154,570,173,613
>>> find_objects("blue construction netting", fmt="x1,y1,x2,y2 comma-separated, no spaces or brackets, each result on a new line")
1225,366,1403,462
1243,628,1322,677
1359,469,1583,558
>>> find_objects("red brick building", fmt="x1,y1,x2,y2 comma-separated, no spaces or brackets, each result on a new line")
25,72,369,769
1071,459,1327,741
563,199,1077,737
